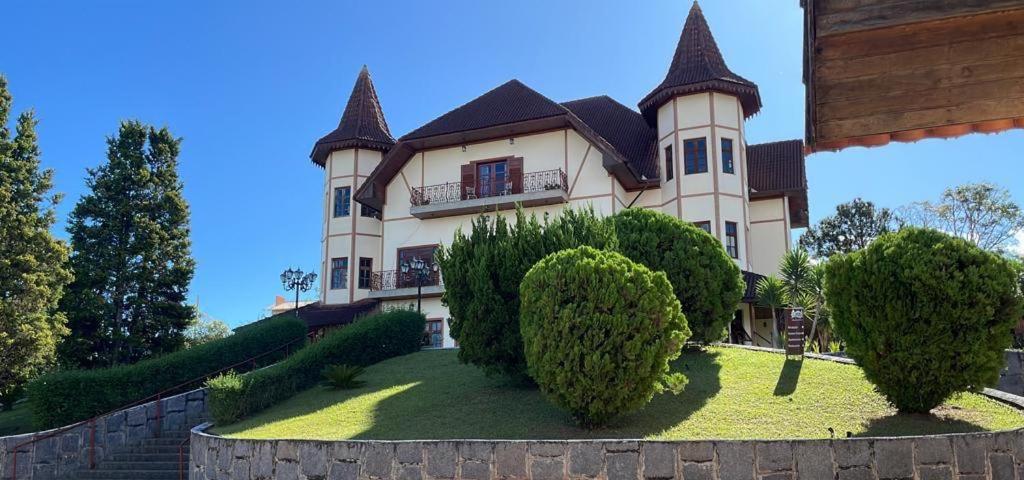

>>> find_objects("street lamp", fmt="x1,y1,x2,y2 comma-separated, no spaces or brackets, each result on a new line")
400,256,437,314
280,267,317,319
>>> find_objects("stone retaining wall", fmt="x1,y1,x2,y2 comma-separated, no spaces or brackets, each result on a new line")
190,425,1024,480
0,387,207,479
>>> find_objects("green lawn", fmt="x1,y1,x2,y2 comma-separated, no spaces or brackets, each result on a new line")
215,347,1024,440
0,402,34,437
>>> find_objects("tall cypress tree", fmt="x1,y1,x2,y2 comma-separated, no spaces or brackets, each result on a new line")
0,75,73,409
60,121,195,368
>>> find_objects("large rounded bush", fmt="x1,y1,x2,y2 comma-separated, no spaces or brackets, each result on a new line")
519,246,689,427
608,208,744,343
825,227,1021,413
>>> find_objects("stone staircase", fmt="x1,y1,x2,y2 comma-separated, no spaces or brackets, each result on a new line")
75,430,190,480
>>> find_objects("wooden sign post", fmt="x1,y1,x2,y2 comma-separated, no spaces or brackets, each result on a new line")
785,308,805,357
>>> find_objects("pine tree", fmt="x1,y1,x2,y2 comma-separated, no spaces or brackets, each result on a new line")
0,75,73,409
60,121,196,367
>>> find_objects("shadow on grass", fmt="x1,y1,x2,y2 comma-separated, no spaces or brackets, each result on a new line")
773,359,802,396
854,412,987,438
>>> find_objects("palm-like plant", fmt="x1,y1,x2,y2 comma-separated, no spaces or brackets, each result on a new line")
779,249,813,300
755,275,788,348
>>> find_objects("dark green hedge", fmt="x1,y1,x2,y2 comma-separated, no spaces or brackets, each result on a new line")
27,314,307,429
207,309,425,425
826,227,1022,413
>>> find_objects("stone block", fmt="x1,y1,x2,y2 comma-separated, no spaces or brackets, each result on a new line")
642,442,676,479
606,452,639,480
103,432,124,451
530,441,566,457
165,393,186,412
461,460,491,480
234,439,254,458
568,442,603,478
300,442,329,478
606,441,640,453
424,441,458,479
252,441,274,479
31,463,56,480
759,473,793,480
329,460,360,480
331,442,363,462
274,460,300,480
717,442,755,480
395,464,423,480
461,442,493,463
756,442,793,473
793,442,832,480
218,442,234,472
990,453,1015,480
837,467,874,480
953,434,989,474
362,442,394,479
834,440,872,469
494,443,527,479
678,442,714,463
232,457,252,478
682,463,714,480
531,457,565,480
277,441,298,462
105,412,126,432
914,437,952,466
873,439,912,479
396,442,423,464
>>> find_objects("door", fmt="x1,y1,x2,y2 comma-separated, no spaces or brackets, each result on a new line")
477,160,508,198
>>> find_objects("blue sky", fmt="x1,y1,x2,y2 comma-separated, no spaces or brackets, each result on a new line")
3,0,1022,326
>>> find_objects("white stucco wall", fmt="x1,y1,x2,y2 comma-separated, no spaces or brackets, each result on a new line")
322,148,383,305
748,196,790,276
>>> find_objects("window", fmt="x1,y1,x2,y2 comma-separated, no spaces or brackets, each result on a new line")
330,257,348,289
725,222,739,259
360,203,381,219
722,138,734,174
333,187,351,217
694,221,712,233
683,138,708,174
664,145,674,181
358,257,373,289
426,319,443,348
477,160,509,197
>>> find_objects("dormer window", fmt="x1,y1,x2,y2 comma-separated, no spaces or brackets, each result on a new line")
684,138,708,174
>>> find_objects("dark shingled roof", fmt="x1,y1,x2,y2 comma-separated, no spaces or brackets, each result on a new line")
639,2,761,121
747,139,809,228
311,66,395,166
297,299,378,329
400,80,567,141
742,270,765,303
561,96,659,181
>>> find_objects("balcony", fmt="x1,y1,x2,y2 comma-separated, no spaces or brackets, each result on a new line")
409,168,569,219
368,269,444,300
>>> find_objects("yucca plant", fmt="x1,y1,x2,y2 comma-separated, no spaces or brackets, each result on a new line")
321,364,366,389
755,275,788,348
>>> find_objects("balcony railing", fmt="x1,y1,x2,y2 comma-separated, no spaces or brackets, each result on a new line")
410,168,568,206
370,269,443,292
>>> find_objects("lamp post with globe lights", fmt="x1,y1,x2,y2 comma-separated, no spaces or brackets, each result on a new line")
281,267,317,318
400,257,437,314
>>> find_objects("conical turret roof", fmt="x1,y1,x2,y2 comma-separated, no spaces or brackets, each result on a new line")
311,66,395,166
638,2,761,121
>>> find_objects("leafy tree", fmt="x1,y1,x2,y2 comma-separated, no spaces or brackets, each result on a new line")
59,121,196,367
519,246,688,427
0,75,73,410
799,198,894,258
438,207,616,378
826,227,1021,413
608,208,744,343
754,275,787,348
899,183,1024,253
184,312,232,348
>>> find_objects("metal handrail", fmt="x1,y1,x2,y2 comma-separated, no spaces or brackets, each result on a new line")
178,435,191,480
370,268,443,292
409,168,568,206
8,332,311,479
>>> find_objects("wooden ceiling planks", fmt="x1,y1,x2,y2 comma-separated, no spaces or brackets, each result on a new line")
802,0,1024,153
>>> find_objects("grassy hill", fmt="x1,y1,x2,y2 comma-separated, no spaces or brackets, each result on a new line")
215,347,1024,440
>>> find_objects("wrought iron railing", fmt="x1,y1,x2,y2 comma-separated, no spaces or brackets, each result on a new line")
370,269,443,291
410,168,568,206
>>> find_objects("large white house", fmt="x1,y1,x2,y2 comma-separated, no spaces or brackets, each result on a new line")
303,3,808,348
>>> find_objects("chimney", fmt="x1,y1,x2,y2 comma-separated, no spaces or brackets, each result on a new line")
274,295,286,306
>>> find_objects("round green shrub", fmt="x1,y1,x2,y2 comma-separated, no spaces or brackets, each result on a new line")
519,246,689,427
608,208,744,343
825,227,1021,413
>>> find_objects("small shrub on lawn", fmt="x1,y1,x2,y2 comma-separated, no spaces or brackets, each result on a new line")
519,246,689,427
825,227,1022,413
27,314,306,429
206,309,424,424
321,364,366,389
439,207,616,378
608,208,744,343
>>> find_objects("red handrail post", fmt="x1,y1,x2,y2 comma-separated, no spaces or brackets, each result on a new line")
88,419,96,469
155,393,162,438
10,446,17,480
